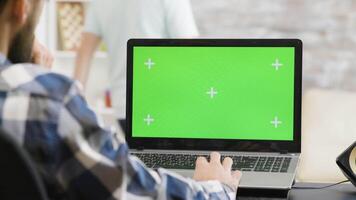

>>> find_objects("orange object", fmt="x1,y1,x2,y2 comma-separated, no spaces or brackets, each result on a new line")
105,89,112,108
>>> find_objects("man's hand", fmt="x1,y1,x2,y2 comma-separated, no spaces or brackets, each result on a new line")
32,39,54,69
193,152,242,191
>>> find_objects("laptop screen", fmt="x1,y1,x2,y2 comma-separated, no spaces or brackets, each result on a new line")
131,46,295,141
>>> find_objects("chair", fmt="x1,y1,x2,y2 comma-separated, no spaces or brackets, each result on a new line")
0,130,49,200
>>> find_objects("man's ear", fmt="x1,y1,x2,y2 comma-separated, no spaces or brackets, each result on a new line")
11,0,30,26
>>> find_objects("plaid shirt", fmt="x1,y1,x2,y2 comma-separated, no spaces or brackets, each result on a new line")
0,55,236,200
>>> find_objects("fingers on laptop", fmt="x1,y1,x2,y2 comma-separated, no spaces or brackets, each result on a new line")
210,152,221,163
196,156,208,166
231,170,242,189
222,157,233,170
196,152,234,167
232,170,242,179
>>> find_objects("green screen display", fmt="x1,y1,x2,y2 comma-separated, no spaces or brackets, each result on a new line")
132,47,295,141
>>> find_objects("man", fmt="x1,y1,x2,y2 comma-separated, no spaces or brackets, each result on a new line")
74,0,199,119
0,0,241,199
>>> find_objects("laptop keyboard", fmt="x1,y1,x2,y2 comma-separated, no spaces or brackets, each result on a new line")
132,153,292,173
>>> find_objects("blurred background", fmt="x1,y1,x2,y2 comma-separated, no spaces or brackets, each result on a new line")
192,0,356,91
36,0,356,183
36,0,356,103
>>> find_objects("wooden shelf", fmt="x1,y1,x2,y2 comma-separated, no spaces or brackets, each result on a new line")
39,0,106,59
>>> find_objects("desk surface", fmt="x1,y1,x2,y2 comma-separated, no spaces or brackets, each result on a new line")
238,183,356,200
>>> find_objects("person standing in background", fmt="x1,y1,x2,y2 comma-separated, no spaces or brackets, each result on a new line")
74,0,199,120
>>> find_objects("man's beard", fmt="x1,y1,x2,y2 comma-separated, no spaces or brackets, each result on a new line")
7,28,35,64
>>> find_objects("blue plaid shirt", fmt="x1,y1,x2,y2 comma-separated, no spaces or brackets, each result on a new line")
0,55,236,199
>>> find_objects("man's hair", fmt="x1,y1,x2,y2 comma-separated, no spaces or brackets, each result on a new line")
0,0,8,6
0,0,9,11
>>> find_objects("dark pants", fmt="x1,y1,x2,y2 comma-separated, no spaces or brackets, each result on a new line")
118,119,126,135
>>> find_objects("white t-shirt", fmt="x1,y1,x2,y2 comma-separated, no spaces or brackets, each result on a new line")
84,0,199,118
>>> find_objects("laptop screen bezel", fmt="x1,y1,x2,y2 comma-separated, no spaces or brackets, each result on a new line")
126,39,302,153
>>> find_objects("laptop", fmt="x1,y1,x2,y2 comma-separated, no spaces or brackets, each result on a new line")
126,39,303,190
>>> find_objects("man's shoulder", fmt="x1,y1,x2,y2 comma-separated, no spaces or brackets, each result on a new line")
1,63,77,102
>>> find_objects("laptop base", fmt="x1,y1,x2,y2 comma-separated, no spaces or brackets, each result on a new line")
237,187,290,198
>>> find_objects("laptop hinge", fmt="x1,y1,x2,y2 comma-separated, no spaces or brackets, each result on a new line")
136,146,144,151
280,150,288,154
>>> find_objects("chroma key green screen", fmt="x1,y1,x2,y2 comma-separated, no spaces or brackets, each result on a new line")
132,47,295,141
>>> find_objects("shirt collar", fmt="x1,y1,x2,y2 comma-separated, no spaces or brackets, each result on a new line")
0,53,11,67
